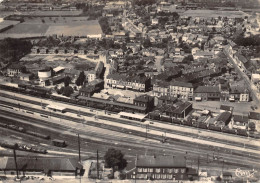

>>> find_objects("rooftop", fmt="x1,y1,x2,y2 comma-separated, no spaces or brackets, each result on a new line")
136,155,186,168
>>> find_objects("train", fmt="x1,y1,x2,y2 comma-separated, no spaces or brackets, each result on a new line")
0,142,47,154
148,112,250,137
0,122,50,140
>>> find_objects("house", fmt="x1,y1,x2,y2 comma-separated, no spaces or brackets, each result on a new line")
126,155,197,180
133,94,154,112
58,47,67,54
87,71,96,82
216,112,232,127
79,79,104,97
193,51,214,60
106,73,149,92
7,64,26,77
0,157,84,177
50,75,66,85
248,112,260,124
193,86,220,101
232,115,248,130
39,47,48,54
229,86,249,102
31,46,39,54
152,80,170,97
158,95,178,106
169,81,194,101
49,47,58,54
78,48,86,55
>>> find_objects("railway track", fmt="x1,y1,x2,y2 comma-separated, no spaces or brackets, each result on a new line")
0,95,259,152
0,110,260,169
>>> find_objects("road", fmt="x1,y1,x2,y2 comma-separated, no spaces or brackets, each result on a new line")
224,47,260,103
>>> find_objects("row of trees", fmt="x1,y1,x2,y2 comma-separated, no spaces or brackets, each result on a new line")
99,17,112,35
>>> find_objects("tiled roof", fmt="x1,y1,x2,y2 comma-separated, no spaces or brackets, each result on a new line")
217,112,232,123
194,86,220,93
233,115,248,123
3,157,82,171
136,155,186,168
170,81,193,88
249,112,260,120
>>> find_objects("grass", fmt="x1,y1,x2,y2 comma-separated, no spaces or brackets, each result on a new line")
1,17,102,37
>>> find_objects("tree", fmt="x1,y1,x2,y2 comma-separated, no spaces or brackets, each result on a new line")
64,76,71,87
104,148,127,171
143,38,151,48
76,71,86,86
248,122,256,131
62,86,74,97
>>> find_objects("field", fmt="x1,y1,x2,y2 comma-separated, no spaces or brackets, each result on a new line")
181,9,249,18
0,16,102,38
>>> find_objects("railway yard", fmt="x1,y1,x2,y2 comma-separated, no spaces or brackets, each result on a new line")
0,88,260,181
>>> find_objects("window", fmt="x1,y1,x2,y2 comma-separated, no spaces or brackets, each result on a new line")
181,168,186,173
155,168,160,173
143,168,147,173
149,168,153,173
137,168,142,172
174,169,179,173
168,169,173,173
156,174,160,179
162,174,167,179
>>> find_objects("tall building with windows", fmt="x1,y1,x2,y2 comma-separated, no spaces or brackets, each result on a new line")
126,155,197,180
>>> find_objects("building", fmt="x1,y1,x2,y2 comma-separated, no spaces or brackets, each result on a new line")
126,155,197,180
106,73,150,92
87,71,96,83
232,115,248,130
152,81,170,97
220,105,234,113
0,157,84,177
157,95,178,106
133,94,154,112
229,86,249,102
249,112,260,130
193,86,220,101
169,81,194,101
216,112,232,126
79,79,104,97
7,64,26,77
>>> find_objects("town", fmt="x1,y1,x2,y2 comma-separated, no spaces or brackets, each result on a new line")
0,0,260,182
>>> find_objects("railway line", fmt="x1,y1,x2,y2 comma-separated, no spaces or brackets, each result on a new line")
0,92,259,151
0,109,260,170
0,96,259,154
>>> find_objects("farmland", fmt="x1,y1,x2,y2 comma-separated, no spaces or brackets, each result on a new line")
181,9,249,18
0,16,102,38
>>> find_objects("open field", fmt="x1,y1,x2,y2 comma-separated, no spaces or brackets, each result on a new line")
1,16,102,37
181,9,249,18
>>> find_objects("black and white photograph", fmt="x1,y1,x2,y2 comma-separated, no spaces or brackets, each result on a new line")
0,0,259,182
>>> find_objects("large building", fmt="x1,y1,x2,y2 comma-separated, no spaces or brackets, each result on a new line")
106,73,150,92
126,155,197,181
169,81,194,101
0,157,84,177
